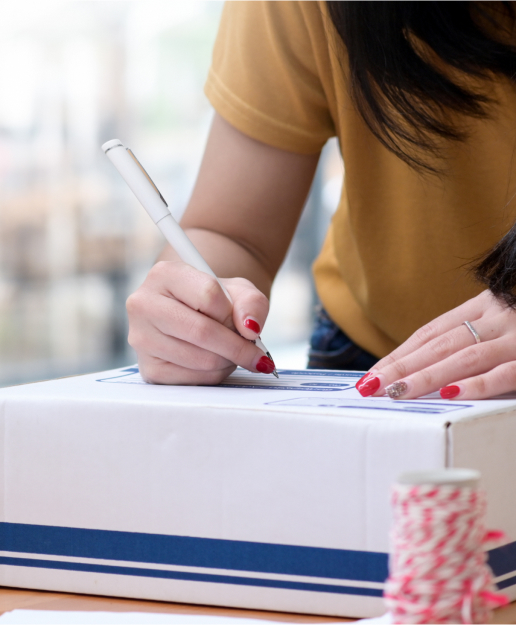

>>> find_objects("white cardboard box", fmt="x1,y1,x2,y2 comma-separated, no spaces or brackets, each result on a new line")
0,366,516,618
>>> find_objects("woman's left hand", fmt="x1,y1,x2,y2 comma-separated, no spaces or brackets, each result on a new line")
356,289,516,400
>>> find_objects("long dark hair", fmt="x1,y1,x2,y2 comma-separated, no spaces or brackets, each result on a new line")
327,1,516,305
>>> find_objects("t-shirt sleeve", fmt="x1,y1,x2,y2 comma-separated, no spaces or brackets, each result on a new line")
205,1,335,154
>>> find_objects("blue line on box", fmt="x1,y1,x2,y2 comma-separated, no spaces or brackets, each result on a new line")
488,540,516,579
97,368,354,391
0,523,387,583
498,575,516,590
0,556,383,597
217,385,348,391
0,523,514,593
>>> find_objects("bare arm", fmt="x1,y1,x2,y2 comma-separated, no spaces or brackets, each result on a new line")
128,114,320,384
159,113,320,296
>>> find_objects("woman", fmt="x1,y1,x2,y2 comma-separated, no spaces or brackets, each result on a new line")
127,1,516,401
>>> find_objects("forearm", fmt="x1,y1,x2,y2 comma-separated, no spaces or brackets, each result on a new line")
158,115,319,300
156,227,273,297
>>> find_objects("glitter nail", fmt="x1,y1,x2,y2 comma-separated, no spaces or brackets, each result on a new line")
386,380,408,399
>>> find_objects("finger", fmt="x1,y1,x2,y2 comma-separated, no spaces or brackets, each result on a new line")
439,360,516,400
381,337,510,399
225,278,270,340
147,261,233,326
138,354,236,386
374,295,488,371
129,322,233,371
369,316,503,395
128,283,274,375
152,297,274,374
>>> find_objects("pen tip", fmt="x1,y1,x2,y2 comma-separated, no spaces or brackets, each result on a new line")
264,350,279,378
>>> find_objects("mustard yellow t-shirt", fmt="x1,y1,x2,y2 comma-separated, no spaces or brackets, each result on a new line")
205,1,516,358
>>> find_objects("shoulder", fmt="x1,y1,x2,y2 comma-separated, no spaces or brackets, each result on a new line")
206,1,336,154
215,1,330,52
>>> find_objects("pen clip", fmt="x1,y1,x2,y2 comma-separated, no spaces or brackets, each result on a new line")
126,148,168,207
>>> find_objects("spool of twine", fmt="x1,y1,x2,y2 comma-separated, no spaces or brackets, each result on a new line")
384,469,508,624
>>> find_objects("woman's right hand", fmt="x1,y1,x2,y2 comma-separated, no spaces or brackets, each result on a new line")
126,113,320,386
126,260,274,385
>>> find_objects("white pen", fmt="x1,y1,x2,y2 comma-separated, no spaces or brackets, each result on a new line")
102,139,278,378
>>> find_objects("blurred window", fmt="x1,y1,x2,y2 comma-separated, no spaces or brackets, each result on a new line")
0,1,343,386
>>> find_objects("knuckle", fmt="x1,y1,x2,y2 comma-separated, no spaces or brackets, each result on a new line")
140,364,165,385
481,289,494,304
428,334,455,360
198,276,222,309
231,338,253,365
188,316,211,346
472,375,487,396
456,347,482,371
126,291,145,316
230,278,268,307
378,353,398,370
381,354,396,367
127,329,144,350
246,291,269,315
242,284,268,304
413,322,439,346
197,351,224,371
418,367,435,387
149,260,169,279
390,360,409,380
507,361,516,378
497,362,516,388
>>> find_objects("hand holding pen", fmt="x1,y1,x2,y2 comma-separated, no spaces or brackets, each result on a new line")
102,139,278,384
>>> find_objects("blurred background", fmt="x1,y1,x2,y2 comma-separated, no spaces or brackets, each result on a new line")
0,0,343,388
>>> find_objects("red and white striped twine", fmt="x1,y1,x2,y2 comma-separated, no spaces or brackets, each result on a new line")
384,483,508,624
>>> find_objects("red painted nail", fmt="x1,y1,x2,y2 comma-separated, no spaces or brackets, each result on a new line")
244,318,261,334
356,372,372,389
440,385,461,399
357,376,380,397
256,355,275,374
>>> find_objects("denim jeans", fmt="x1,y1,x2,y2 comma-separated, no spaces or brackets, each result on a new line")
307,307,380,371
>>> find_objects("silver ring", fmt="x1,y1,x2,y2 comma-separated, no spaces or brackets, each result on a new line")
463,321,481,344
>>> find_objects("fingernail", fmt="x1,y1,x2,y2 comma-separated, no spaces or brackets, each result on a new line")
244,318,261,334
256,355,275,374
440,384,462,399
356,371,374,389
385,379,412,399
357,376,380,397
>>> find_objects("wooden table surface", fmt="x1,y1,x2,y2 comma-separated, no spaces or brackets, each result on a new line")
0,587,516,623
0,587,349,622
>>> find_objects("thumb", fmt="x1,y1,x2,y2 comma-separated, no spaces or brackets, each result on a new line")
224,278,270,341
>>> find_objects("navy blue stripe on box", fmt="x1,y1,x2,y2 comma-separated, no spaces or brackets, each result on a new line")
0,522,386,583
1,523,515,593
498,576,516,591
0,556,383,597
488,540,516,577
